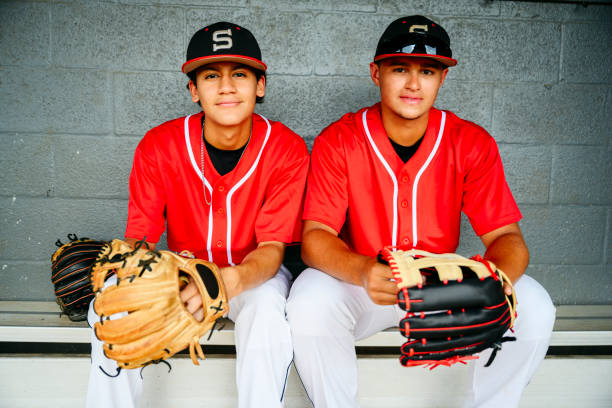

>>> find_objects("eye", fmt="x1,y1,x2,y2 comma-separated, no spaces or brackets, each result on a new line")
204,72,218,80
422,69,434,75
392,67,405,73
233,71,248,78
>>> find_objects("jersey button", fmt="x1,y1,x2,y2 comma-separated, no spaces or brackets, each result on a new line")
218,185,225,192
216,240,223,247
217,208,224,215
402,238,410,245
401,200,408,208
402,176,409,183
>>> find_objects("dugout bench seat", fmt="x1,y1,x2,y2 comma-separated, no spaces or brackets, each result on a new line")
1,301,611,407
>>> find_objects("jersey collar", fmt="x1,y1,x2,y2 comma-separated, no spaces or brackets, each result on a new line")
363,104,443,175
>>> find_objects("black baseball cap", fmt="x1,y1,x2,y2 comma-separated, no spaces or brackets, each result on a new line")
182,22,267,75
374,16,457,67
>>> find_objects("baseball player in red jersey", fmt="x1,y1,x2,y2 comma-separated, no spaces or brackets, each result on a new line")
286,16,555,407
86,22,309,408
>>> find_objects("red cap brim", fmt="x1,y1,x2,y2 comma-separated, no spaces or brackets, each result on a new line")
182,55,267,74
374,53,457,67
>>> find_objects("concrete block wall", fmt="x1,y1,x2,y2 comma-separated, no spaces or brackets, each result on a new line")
1,0,611,304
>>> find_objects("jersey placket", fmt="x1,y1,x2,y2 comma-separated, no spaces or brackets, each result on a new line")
363,107,446,250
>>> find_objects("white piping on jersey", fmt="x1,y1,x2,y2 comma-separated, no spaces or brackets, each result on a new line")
362,110,398,248
361,109,446,249
184,114,214,261
225,114,272,265
411,111,446,247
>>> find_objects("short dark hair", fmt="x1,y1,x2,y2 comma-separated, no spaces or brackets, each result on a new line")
186,65,266,104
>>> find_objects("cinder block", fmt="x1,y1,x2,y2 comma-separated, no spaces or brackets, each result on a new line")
606,208,612,264
51,2,183,70
0,67,111,134
562,22,612,83
119,0,246,5
0,261,54,301
520,205,606,265
378,0,499,16
54,136,139,199
250,0,376,12
114,71,199,136
0,134,54,197
0,1,49,66
551,146,612,205
313,14,397,76
255,75,379,144
607,88,612,146
456,213,485,256
435,79,493,129
500,2,612,22
0,197,127,261
527,264,611,305
441,18,560,82
186,9,316,75
498,144,551,205
491,83,608,145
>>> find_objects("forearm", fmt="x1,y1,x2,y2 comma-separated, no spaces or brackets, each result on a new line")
483,232,529,284
302,227,374,287
223,242,285,298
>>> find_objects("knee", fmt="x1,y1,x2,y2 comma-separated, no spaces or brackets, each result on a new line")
514,275,556,338
286,268,352,335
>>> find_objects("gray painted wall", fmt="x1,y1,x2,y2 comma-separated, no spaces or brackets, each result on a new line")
1,0,611,305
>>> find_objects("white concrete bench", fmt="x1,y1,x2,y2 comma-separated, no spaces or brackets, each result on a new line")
1,301,611,346
1,301,611,407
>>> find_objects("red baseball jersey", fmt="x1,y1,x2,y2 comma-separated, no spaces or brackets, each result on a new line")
126,112,309,267
304,103,521,257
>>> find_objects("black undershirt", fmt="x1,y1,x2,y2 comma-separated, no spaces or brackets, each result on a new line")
389,136,423,163
201,116,247,176
204,137,247,176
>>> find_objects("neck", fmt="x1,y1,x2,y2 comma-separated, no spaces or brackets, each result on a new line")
203,115,252,150
380,106,430,147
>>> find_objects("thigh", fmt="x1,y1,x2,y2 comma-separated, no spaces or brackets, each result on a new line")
228,265,291,322
288,267,403,340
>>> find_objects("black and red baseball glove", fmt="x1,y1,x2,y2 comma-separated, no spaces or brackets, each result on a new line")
382,248,517,369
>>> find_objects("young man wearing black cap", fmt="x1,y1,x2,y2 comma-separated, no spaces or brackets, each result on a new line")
287,16,555,407
86,22,309,408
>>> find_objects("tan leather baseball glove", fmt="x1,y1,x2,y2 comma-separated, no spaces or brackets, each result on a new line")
91,239,228,369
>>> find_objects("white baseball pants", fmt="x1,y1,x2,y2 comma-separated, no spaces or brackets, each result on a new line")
286,268,556,408
86,266,294,408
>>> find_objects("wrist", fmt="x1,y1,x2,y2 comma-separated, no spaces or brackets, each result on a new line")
220,266,242,300
359,256,377,288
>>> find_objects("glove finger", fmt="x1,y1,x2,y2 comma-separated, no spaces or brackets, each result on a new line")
399,305,512,339
54,274,91,295
103,315,192,366
93,280,176,316
52,258,98,283
398,277,506,312
52,241,106,267
95,306,178,343
400,326,508,362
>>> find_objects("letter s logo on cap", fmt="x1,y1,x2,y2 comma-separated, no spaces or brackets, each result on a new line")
212,29,232,51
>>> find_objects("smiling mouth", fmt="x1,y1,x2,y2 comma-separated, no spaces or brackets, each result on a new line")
217,101,241,107
401,96,422,104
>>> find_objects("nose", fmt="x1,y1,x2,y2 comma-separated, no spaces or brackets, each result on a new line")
405,71,420,91
219,75,236,94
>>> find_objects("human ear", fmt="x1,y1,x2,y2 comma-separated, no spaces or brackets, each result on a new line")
369,62,381,87
188,80,199,104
